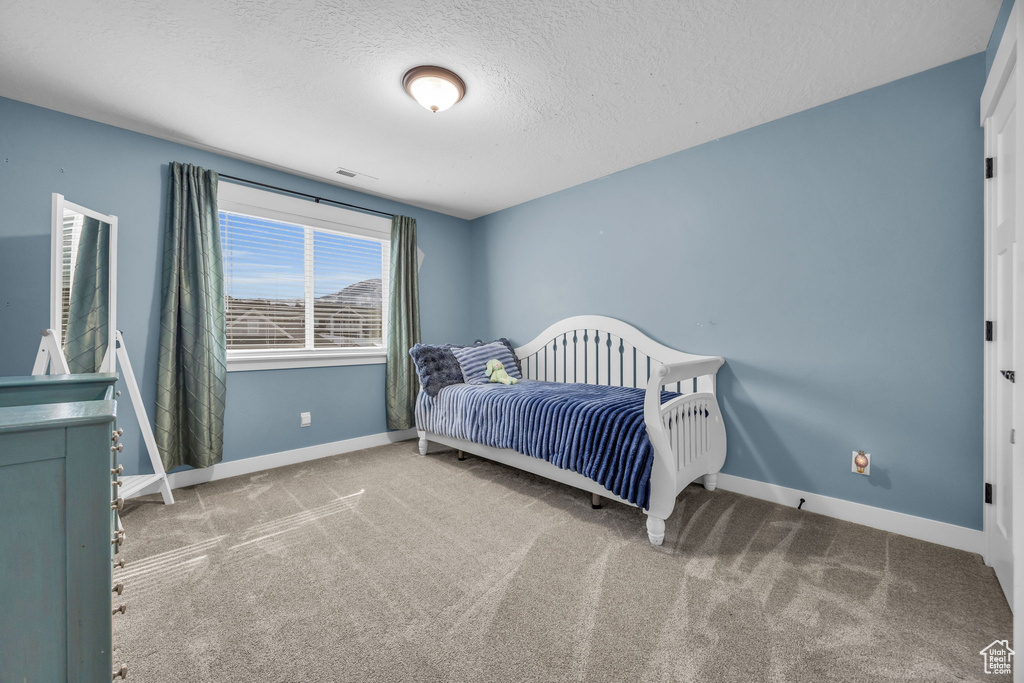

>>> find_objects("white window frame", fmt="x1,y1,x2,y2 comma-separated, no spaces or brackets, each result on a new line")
219,182,392,372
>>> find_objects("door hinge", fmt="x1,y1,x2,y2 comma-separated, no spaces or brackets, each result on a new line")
1001,370,1016,383
986,482,994,504
986,320,994,341
986,157,995,179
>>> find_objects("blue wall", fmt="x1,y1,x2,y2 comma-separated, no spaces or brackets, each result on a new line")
469,56,986,529
0,97,477,475
988,0,1015,74
0,52,991,528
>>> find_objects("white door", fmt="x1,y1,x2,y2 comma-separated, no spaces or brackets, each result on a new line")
985,66,1017,606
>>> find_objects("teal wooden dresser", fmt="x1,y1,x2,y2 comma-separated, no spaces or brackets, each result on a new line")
0,374,128,682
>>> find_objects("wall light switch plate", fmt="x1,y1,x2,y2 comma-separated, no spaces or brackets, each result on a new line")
852,450,870,475
300,412,311,428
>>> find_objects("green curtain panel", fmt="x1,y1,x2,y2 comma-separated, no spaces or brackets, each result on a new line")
155,162,227,470
386,215,421,430
64,216,110,373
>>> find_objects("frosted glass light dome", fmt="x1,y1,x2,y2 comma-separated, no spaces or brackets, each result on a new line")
403,66,466,113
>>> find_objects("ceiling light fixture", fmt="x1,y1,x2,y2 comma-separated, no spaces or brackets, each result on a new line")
403,65,466,113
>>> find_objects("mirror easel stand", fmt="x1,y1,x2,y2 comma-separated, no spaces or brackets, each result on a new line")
34,194,174,505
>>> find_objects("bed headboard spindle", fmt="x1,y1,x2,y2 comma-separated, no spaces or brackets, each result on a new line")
514,316,717,394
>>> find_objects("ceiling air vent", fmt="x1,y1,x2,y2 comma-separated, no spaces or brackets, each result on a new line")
334,167,379,181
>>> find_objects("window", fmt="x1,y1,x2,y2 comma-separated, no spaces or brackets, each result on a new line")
218,183,391,371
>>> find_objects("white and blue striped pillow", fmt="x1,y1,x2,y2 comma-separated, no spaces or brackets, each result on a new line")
451,342,522,384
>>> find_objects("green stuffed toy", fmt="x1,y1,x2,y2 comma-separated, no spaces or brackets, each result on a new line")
485,359,518,385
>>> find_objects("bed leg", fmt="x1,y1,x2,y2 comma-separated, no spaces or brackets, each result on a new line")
646,515,665,546
591,493,602,509
457,450,467,461
417,433,428,456
703,473,718,491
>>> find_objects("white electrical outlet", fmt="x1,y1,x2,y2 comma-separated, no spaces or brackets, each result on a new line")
852,450,870,475
300,412,311,428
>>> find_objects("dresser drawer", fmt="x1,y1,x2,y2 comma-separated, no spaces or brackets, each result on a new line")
0,456,69,683
0,429,64,468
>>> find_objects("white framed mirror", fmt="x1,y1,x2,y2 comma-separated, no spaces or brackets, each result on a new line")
36,193,174,503
49,193,118,373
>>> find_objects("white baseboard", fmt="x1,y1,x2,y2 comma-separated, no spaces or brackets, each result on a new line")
715,473,984,556
126,429,417,497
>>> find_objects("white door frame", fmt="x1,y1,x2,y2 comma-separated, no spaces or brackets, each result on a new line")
981,0,1024,656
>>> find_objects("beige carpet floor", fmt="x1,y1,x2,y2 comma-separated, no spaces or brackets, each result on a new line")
116,441,1010,682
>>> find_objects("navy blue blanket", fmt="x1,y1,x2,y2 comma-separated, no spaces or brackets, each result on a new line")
415,380,679,508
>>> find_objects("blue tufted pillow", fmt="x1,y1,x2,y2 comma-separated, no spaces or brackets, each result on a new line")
409,344,465,397
451,341,523,384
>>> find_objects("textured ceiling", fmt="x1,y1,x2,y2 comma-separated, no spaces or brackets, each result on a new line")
0,0,1002,219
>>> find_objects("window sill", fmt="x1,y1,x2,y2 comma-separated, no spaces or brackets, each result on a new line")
226,350,386,372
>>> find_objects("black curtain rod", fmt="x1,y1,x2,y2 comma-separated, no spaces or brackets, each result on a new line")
218,173,395,219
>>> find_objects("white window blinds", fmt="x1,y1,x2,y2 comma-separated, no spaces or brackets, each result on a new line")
220,210,389,353
60,210,84,344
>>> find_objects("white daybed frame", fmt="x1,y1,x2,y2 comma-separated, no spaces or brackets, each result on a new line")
417,315,727,546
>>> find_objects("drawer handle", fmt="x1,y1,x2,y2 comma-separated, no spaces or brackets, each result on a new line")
114,479,123,487
111,498,124,511
111,444,124,453
113,559,126,569
111,531,126,546
112,604,126,616
113,664,128,680
111,465,124,475
113,582,124,595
